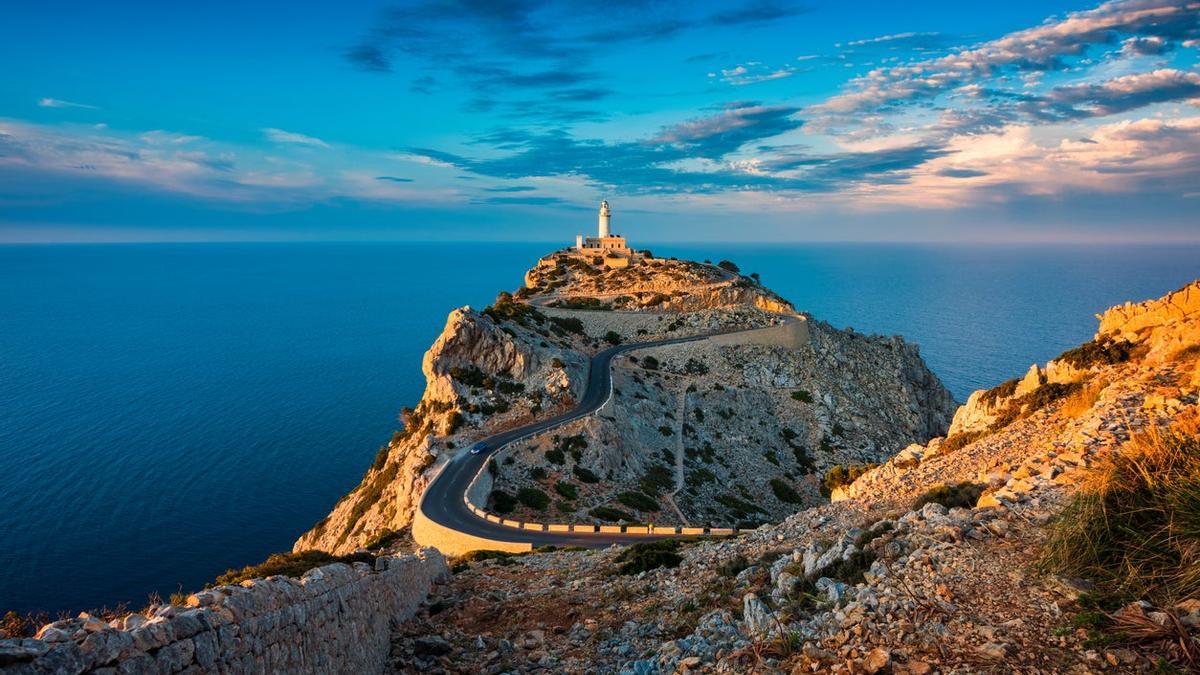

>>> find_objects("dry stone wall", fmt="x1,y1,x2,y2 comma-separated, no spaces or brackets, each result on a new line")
0,549,448,675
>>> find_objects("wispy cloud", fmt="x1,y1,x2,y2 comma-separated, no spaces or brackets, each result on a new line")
842,31,942,48
262,128,330,148
38,98,98,110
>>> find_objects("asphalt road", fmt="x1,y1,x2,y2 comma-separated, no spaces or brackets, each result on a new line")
417,319,787,549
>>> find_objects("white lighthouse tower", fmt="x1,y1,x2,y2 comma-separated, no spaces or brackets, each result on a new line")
598,200,611,238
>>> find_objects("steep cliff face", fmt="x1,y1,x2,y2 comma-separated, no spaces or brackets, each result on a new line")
293,302,588,555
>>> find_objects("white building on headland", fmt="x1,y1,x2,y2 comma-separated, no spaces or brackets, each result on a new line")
572,201,636,268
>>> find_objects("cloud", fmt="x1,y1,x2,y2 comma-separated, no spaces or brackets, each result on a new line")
38,98,98,110
1121,35,1173,55
813,0,1200,118
263,128,330,148
842,31,943,48
718,63,795,86
1040,69,1200,118
481,195,565,205
375,175,413,182
409,103,944,195
483,185,537,192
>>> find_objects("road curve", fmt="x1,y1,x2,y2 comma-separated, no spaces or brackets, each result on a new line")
417,316,794,549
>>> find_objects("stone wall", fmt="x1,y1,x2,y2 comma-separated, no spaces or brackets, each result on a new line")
0,549,448,675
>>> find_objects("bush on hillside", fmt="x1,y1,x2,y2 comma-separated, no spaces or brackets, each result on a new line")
617,491,660,512
490,490,517,513
516,487,550,510
1041,414,1200,605
573,465,600,483
1057,337,1138,369
641,355,660,370
820,463,877,497
588,506,634,522
790,389,813,403
554,481,578,500
770,478,804,504
615,540,683,575
912,482,986,510
716,260,740,274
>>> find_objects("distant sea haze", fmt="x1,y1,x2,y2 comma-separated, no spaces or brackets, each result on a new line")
0,241,1195,615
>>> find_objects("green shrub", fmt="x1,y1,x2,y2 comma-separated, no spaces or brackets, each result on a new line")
820,463,877,497
1057,337,1137,369
573,465,600,483
683,358,708,375
980,378,1019,406
604,330,622,345
554,481,578,500
529,466,547,480
517,487,550,510
617,491,660,512
371,445,389,472
658,425,674,437
912,482,985,510
215,550,375,586
770,478,803,504
589,506,634,522
362,528,406,551
449,365,489,388
717,555,750,578
491,490,517,513
641,356,659,370
1041,417,1200,604
549,316,585,335
545,447,565,464
639,465,674,496
941,429,988,453
686,467,716,487
790,390,813,403
717,260,740,274
615,540,683,574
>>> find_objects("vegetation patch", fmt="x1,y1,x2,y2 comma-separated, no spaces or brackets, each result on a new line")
516,487,550,510
490,490,517,513
614,540,684,575
1057,336,1139,369
1041,415,1200,605
639,465,675,496
554,481,578,500
912,482,986,510
790,390,813,403
589,506,635,522
573,465,600,483
820,463,877,497
769,478,804,504
617,491,661,512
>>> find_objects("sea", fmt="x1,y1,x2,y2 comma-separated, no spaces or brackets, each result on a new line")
1,241,1196,616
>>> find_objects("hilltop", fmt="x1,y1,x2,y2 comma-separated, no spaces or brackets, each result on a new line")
294,252,955,554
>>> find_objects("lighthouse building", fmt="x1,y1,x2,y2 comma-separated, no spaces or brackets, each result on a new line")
573,201,636,268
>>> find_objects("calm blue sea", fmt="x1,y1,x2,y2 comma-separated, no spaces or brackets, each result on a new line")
1,242,1196,615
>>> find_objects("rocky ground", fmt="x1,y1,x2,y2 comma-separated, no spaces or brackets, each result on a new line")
295,253,953,553
388,282,1200,674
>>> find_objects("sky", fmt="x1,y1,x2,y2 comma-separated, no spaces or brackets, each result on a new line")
1,0,1199,243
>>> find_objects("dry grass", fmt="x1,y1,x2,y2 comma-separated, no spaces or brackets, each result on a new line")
1058,377,1108,419
1041,411,1200,605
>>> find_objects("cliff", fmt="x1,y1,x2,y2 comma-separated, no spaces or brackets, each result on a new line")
295,254,955,553
387,280,1200,674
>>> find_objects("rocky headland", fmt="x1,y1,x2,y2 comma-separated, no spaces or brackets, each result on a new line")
294,253,955,554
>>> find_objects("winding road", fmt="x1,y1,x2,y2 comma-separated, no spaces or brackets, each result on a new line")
417,314,797,549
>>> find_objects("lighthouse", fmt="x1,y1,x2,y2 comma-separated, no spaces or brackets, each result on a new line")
569,200,635,268
598,200,611,238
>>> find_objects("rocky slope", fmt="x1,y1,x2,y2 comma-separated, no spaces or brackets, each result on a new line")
295,254,954,553
389,281,1200,674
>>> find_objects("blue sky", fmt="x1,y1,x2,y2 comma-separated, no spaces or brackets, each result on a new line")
2,0,1198,242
